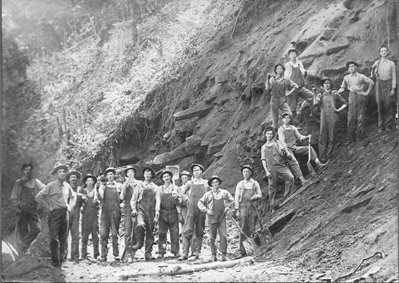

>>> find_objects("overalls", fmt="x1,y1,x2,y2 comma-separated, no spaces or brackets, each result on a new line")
81,188,99,259
238,187,257,255
100,185,121,259
133,185,156,258
181,183,206,256
288,65,314,116
281,126,317,164
319,92,339,161
123,182,137,253
270,80,292,129
208,197,227,256
68,185,81,260
158,189,179,255
347,91,366,142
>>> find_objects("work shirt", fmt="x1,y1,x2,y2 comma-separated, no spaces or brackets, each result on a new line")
266,76,298,98
11,178,45,211
234,178,262,209
120,179,143,211
260,140,286,172
36,180,77,211
181,179,210,198
340,72,373,93
130,181,161,212
198,189,234,213
373,58,396,87
284,60,306,86
98,180,122,201
278,125,307,150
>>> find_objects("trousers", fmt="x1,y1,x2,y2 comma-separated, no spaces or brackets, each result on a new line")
376,79,395,129
48,208,68,265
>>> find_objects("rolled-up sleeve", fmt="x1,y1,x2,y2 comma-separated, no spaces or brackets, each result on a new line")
234,182,241,209
198,193,209,213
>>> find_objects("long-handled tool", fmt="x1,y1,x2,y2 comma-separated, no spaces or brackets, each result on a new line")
252,201,272,247
306,135,316,177
229,215,256,255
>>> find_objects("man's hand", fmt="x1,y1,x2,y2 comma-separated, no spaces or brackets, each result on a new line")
266,171,271,178
207,209,214,216
357,90,368,96
154,211,160,223
172,191,179,199
131,210,138,217
224,208,232,217
250,195,259,201
235,209,240,220
178,213,184,224
390,89,395,97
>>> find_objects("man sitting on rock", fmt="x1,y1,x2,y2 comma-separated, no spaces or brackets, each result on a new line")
198,176,234,262
234,164,262,258
130,167,160,261
278,112,328,173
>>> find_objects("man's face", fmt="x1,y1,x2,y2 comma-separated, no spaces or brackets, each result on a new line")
265,131,274,141
192,166,203,178
282,116,290,124
85,178,94,187
69,175,78,185
126,169,135,178
211,179,220,189
106,172,115,181
323,81,331,91
181,175,189,184
162,173,171,183
380,47,389,57
289,51,297,60
242,168,251,179
56,169,67,181
275,66,284,75
22,166,32,178
348,64,357,74
144,170,152,181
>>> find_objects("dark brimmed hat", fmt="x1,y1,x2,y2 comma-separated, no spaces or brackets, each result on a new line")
287,48,299,55
83,174,97,184
180,170,191,177
208,175,223,187
51,162,68,175
281,112,291,118
104,167,116,175
66,170,82,180
190,164,204,173
142,167,155,178
321,77,333,85
346,61,359,68
160,170,173,180
274,63,286,73
124,165,137,176
100,175,107,182
241,164,254,175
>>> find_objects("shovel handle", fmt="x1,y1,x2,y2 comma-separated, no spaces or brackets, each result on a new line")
229,215,251,240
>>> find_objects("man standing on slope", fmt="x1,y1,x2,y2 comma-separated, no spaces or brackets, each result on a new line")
36,162,76,268
234,164,262,258
338,61,374,143
130,167,160,261
179,164,209,261
371,45,397,132
284,48,315,120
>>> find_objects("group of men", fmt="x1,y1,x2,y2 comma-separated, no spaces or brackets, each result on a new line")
11,161,264,267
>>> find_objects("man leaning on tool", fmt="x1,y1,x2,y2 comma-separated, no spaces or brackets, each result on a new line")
234,164,262,258
130,167,160,261
36,162,76,268
10,163,45,254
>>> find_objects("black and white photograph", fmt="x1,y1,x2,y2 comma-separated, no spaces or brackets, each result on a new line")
1,0,398,281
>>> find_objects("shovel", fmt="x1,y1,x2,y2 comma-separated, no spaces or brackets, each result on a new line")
306,135,316,177
252,201,272,247
229,215,256,255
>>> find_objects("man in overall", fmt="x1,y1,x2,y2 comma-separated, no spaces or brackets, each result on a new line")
158,170,180,258
261,127,297,211
234,165,262,258
314,78,348,162
10,163,45,253
265,64,298,132
371,45,397,132
338,61,374,143
66,170,83,262
98,167,122,262
120,165,143,262
36,162,76,268
130,167,160,261
198,176,234,262
178,164,209,261
278,113,328,172
284,48,315,120
80,174,100,260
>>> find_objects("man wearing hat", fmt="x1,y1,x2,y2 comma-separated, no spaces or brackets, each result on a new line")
234,165,262,258
98,167,123,261
314,78,348,162
338,61,374,143
284,48,315,120
80,174,100,260
260,127,297,211
36,162,77,268
66,170,83,262
120,165,143,262
130,167,160,261
198,176,234,262
265,63,298,131
157,170,180,258
179,164,209,261
371,45,397,132
278,112,328,171
10,163,45,253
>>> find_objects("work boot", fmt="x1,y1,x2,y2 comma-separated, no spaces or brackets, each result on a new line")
221,254,227,262
114,255,120,261
130,250,136,262
212,254,217,262
145,255,155,261
132,227,144,251
194,251,200,260
178,254,188,261
173,252,180,258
